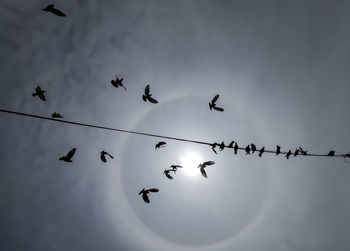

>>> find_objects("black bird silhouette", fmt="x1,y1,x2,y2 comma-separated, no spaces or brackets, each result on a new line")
163,169,175,180
51,112,63,119
294,149,300,157
100,151,114,162
59,148,76,162
250,144,257,153
258,147,265,157
139,188,159,203
170,164,183,172
245,145,251,155
142,84,158,104
209,94,224,112
298,147,308,155
227,141,235,148
233,143,239,155
219,141,225,151
211,143,218,154
286,150,292,159
111,75,127,91
32,86,46,101
155,141,166,149
327,150,335,156
42,4,66,17
276,145,281,155
198,161,215,178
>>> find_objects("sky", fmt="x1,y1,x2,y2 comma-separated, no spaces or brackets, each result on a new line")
1,0,350,250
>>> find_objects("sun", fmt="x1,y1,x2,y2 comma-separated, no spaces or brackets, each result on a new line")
179,152,202,178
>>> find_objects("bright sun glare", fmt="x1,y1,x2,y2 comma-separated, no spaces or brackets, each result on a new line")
180,152,202,178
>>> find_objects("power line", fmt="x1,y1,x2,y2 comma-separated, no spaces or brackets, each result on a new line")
0,108,349,160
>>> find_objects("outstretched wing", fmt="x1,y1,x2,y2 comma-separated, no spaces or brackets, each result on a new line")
165,172,173,180
211,94,219,104
203,161,215,166
38,92,46,101
100,153,107,162
145,85,150,95
142,193,150,203
142,95,147,102
148,96,158,104
52,8,66,17
111,80,118,87
36,86,41,93
200,166,207,178
158,142,166,147
148,188,159,193
213,106,224,112
174,165,183,168
66,148,76,160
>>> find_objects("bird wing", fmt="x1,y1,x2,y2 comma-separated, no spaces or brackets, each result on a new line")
52,8,66,17
148,188,159,193
107,153,114,159
213,106,224,112
174,165,183,168
203,161,215,166
158,142,166,146
142,193,150,203
145,85,150,95
148,96,158,104
165,173,173,179
211,94,219,104
66,148,76,160
100,153,107,162
36,86,41,93
138,189,145,195
38,92,46,101
142,95,147,102
200,166,207,178
111,80,117,87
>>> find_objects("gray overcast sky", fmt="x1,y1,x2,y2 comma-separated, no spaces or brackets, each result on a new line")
1,0,350,250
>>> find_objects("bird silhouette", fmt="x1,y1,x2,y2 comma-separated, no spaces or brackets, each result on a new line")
245,145,251,155
219,141,225,151
327,150,335,156
211,143,218,154
276,145,281,155
51,112,63,119
258,147,265,157
209,94,224,112
139,188,159,203
298,147,307,155
198,161,215,178
32,86,46,101
286,150,292,159
100,151,114,162
59,148,76,162
155,141,166,149
142,84,158,104
42,4,66,17
233,143,239,154
169,164,183,172
294,149,300,157
163,169,175,180
250,144,257,153
111,75,127,90
227,141,235,148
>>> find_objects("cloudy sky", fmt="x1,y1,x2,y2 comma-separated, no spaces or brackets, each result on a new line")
1,0,350,250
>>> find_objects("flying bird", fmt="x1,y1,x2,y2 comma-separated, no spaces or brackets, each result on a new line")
258,147,265,157
198,161,215,178
276,145,281,155
245,145,251,155
32,86,46,101
42,4,66,17
111,75,127,90
142,84,158,104
59,148,76,162
170,164,183,172
100,151,114,162
233,143,239,155
250,144,257,153
286,150,292,159
163,169,175,180
209,94,224,112
51,112,63,119
327,150,335,156
155,141,166,149
139,188,159,203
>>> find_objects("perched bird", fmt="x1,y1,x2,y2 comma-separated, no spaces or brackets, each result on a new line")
245,145,251,155
286,150,292,159
219,141,225,151
100,151,114,162
211,143,218,154
198,161,215,178
170,164,183,172
209,94,224,112
294,149,300,157
139,188,159,203
276,145,281,155
298,147,308,155
250,144,257,153
111,75,127,91
42,4,66,17
155,141,166,149
163,169,174,180
59,148,76,162
51,112,63,119
142,84,158,104
258,147,265,157
227,141,235,148
32,86,46,101
328,150,335,156
233,143,239,155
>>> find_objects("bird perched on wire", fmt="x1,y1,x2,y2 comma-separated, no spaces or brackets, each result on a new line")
298,147,307,155
294,149,300,157
163,169,176,180
51,112,63,119
59,148,76,162
233,143,239,155
142,84,158,104
250,144,257,153
139,188,159,203
32,86,46,101
227,141,235,148
327,150,335,156
219,141,225,151
42,4,66,17
111,75,127,91
169,164,183,172
210,143,219,154
209,94,224,112
245,145,251,155
286,150,292,159
258,147,265,157
155,141,166,149
100,151,114,162
198,161,215,178
276,145,281,155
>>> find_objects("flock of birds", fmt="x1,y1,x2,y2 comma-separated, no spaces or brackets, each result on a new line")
27,4,350,203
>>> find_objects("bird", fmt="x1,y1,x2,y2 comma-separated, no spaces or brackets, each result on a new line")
258,147,265,157
209,94,224,112
100,151,114,162
169,164,183,172
111,75,127,91
59,148,76,162
211,143,218,154
32,86,46,101
155,141,166,149
250,144,257,153
233,143,239,155
276,145,281,155
198,161,215,178
51,112,63,119
227,141,235,148
42,4,66,17
298,147,308,155
245,145,251,155
327,150,335,156
286,150,292,159
294,149,300,157
139,188,159,203
219,141,225,151
163,169,174,180
142,84,158,104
